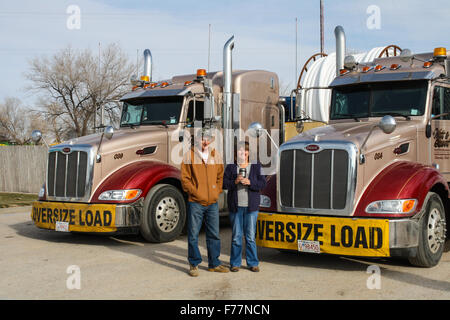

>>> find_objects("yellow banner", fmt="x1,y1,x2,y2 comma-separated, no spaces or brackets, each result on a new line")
31,201,117,233
256,213,390,257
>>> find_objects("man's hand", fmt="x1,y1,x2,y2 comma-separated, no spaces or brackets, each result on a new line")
241,178,251,186
235,175,244,184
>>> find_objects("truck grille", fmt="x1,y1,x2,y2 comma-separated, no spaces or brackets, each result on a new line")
279,142,356,215
46,146,93,201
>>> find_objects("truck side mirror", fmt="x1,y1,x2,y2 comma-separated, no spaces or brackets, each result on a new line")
104,126,114,140
426,121,432,138
31,130,42,143
248,122,263,138
378,115,396,134
203,79,214,119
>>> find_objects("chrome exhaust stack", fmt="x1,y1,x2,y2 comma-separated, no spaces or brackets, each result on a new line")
143,49,153,82
334,26,346,77
223,35,235,162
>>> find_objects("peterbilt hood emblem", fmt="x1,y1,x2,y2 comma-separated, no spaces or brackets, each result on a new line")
305,144,321,152
62,147,72,154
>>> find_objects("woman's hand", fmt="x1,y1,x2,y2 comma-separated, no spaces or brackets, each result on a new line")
241,178,251,186
235,175,244,184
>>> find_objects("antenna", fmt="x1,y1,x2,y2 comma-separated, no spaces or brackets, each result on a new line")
320,0,324,53
208,24,211,72
295,18,298,88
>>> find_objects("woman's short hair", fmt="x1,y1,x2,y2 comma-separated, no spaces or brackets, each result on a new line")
235,140,250,162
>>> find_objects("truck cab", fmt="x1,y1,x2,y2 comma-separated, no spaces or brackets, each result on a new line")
258,47,449,267
31,37,282,243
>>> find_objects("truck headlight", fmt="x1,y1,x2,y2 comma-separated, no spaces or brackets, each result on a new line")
98,189,142,201
260,195,272,208
365,199,417,214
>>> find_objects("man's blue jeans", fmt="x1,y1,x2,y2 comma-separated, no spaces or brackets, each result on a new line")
187,201,221,268
229,207,259,268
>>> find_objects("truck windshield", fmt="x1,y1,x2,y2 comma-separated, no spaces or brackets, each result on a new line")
120,96,183,127
330,81,428,120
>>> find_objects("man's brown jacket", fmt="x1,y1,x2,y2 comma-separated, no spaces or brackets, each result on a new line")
181,146,224,206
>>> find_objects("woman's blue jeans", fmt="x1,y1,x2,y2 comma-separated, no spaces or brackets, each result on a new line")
187,201,221,269
229,207,259,268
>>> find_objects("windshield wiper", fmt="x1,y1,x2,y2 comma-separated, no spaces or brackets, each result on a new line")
121,123,140,128
371,112,411,120
333,114,362,122
143,120,169,128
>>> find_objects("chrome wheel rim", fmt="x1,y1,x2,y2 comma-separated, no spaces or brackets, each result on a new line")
155,196,180,233
427,208,445,254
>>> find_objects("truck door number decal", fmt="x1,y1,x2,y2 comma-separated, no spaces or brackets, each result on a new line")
374,152,383,160
114,153,124,160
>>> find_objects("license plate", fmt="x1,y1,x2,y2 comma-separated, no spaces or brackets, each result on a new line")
55,221,69,232
298,240,320,254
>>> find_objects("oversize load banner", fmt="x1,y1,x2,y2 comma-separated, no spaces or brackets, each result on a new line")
31,201,117,233
256,213,390,257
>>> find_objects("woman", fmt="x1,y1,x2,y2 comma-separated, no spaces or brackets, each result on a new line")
222,141,266,272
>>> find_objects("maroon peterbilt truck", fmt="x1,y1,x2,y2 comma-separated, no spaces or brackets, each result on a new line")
257,27,449,267
30,36,284,242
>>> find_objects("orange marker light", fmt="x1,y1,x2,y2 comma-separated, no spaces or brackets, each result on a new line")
402,200,416,213
140,75,150,82
125,189,141,200
433,47,447,58
339,69,350,76
362,66,372,73
374,65,385,72
184,81,193,86
423,61,433,68
390,64,400,70
197,69,207,77
160,82,169,88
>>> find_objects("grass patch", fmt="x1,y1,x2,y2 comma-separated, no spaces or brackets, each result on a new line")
0,192,38,208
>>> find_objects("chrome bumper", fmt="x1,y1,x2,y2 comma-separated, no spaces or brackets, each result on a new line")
114,199,144,228
389,219,419,249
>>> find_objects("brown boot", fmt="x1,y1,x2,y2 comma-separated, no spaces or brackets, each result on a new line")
208,265,230,273
189,265,199,277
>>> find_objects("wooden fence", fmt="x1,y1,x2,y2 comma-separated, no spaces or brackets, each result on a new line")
0,146,47,194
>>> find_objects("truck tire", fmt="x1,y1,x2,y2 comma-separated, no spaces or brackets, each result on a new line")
408,192,446,267
140,184,186,243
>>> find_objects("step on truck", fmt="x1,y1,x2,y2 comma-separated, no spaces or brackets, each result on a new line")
257,26,449,267
30,36,284,243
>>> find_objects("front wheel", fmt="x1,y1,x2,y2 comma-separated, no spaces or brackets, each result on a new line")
408,192,447,267
140,184,186,243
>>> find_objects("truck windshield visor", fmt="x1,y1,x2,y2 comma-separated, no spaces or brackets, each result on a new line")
120,96,184,127
330,80,428,120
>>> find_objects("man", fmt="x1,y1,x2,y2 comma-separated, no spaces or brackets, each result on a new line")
181,128,228,277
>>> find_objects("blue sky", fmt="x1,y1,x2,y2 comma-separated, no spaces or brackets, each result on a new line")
1,0,450,106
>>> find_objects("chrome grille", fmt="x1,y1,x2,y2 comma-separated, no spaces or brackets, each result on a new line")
278,141,357,216
46,145,93,201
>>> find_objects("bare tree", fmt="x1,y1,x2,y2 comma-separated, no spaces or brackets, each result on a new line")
27,43,135,138
0,97,45,144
